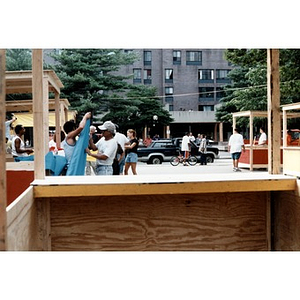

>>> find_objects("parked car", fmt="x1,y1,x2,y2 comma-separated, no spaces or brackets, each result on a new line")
137,139,176,164
137,138,219,164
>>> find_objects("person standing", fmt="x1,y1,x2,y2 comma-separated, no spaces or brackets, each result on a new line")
198,134,207,165
124,129,139,175
114,126,129,175
86,121,117,176
189,132,195,142
228,128,245,172
5,114,17,140
61,112,91,169
181,132,191,166
143,135,152,147
85,125,100,175
11,124,34,158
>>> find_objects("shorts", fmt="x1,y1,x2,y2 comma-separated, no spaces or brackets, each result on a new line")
231,152,241,160
125,152,138,163
96,165,113,175
118,155,125,173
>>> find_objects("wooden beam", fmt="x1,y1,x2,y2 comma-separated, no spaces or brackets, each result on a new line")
32,175,297,198
32,50,45,180
0,49,7,250
54,92,61,148
267,49,281,174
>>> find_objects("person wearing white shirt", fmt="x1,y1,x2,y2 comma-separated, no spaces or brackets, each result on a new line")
181,132,191,166
228,128,245,172
258,127,267,145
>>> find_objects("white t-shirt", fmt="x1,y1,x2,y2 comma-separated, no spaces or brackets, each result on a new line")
258,132,267,145
228,133,244,153
114,132,129,151
11,136,28,157
95,137,117,166
181,135,191,151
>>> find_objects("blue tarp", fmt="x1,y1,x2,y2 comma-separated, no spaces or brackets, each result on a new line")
66,119,91,176
45,152,68,176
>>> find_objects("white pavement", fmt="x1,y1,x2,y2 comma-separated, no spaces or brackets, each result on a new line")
134,157,266,176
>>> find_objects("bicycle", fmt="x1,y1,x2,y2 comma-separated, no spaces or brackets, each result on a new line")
170,152,198,166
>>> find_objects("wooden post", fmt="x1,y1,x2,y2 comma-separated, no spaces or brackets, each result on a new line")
54,92,61,149
32,50,45,179
267,49,281,174
219,122,223,142
282,110,287,148
249,112,254,171
0,49,7,250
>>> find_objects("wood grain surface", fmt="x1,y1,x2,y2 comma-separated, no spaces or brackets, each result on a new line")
49,192,270,251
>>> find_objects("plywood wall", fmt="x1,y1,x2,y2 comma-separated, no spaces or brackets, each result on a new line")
273,181,300,250
48,192,270,251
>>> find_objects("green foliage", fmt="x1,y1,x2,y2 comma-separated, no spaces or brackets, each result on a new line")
102,84,174,136
216,49,300,128
50,49,137,117
6,49,32,71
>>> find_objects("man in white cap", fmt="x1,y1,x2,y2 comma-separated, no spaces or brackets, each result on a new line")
86,121,117,175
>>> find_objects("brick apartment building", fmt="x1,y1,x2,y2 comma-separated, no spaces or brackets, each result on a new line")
115,49,235,141
44,49,235,141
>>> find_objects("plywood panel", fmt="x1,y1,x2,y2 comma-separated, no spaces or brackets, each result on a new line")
6,187,38,250
49,192,270,251
273,181,300,250
6,187,51,250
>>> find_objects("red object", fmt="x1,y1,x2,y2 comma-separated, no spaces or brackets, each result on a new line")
6,170,34,206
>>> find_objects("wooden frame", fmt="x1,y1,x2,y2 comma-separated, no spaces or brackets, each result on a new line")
282,102,300,177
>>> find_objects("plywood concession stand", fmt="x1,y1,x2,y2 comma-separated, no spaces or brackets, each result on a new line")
1,49,300,251
282,102,300,177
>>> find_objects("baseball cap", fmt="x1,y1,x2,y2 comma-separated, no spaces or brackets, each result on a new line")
98,121,116,133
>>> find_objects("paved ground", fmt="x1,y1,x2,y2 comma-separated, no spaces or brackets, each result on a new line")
133,151,267,176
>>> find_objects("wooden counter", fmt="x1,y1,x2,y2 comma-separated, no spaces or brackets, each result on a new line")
13,173,293,251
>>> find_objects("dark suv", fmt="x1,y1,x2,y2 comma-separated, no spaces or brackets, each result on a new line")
137,138,219,164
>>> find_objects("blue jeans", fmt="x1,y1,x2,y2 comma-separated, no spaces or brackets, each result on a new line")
125,152,138,163
96,165,113,175
118,155,125,173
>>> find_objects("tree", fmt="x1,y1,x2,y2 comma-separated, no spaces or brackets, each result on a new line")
50,49,137,119
103,85,174,136
216,49,300,128
5,49,33,100
6,49,32,71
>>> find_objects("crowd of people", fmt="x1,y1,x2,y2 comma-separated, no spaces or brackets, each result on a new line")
6,111,279,174
5,113,140,176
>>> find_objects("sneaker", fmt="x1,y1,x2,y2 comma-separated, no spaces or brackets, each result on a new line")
236,168,242,172
233,168,237,172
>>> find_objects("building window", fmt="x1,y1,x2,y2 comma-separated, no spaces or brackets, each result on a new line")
165,69,173,83
199,87,214,99
216,87,226,100
198,105,214,111
143,69,152,84
198,69,214,82
144,51,152,65
173,50,181,65
133,68,141,83
169,105,174,111
186,51,202,65
165,87,174,95
216,69,231,82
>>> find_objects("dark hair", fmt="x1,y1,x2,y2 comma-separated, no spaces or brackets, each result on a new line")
15,124,24,134
63,121,76,134
234,128,240,133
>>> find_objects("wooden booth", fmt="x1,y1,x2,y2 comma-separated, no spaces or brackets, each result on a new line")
282,102,300,177
232,111,284,171
4,69,66,206
2,49,300,251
